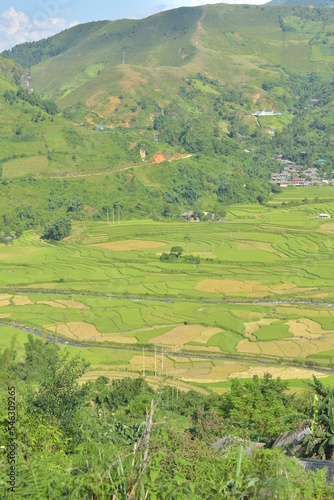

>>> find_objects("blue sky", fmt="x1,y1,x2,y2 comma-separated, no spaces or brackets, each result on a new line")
0,0,268,52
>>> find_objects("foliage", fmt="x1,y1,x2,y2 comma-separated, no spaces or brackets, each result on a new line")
43,217,72,241
220,374,293,444
1,336,334,498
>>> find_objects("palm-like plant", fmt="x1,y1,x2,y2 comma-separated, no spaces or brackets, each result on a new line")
304,378,334,460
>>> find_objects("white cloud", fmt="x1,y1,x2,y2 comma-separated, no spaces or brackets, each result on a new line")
0,7,78,52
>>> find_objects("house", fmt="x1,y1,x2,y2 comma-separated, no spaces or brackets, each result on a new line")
308,99,319,106
182,211,194,219
252,110,282,116
280,159,294,165
290,166,303,173
292,177,304,186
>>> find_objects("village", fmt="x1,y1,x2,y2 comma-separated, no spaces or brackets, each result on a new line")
271,156,334,188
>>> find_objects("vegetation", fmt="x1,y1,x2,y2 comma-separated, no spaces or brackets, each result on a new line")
1,3,334,496
1,338,334,498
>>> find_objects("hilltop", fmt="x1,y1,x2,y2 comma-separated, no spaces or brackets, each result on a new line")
269,0,334,6
3,4,334,120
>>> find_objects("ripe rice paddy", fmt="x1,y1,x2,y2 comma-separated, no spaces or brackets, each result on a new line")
1,197,334,390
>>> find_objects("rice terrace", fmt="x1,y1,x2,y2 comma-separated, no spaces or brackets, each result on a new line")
2,189,334,394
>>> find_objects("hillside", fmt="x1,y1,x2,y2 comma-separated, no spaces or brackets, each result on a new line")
3,4,334,118
269,0,334,6
0,5,334,238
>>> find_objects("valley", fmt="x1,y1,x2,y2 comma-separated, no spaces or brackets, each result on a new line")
1,194,334,393
1,4,334,496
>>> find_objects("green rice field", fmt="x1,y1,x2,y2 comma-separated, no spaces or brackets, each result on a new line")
1,195,334,391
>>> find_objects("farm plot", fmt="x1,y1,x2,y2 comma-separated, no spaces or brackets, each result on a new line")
1,207,334,388
92,240,167,251
150,325,222,347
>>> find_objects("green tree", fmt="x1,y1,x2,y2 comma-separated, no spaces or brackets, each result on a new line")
26,338,89,436
170,246,184,258
43,217,72,240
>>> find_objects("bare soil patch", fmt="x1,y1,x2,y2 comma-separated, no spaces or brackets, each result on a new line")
153,153,165,164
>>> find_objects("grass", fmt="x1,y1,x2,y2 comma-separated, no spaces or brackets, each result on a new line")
258,113,294,132
255,322,292,341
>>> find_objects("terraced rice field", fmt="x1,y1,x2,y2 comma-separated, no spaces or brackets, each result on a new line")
1,197,334,391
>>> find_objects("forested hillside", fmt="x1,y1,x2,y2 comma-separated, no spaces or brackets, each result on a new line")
0,4,334,240
1,336,334,498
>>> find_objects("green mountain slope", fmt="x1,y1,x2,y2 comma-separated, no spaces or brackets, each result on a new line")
269,0,334,6
3,4,334,124
1,5,334,238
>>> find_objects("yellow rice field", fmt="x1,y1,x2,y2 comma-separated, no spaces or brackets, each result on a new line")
92,240,167,251
12,295,32,306
230,366,327,380
151,325,222,346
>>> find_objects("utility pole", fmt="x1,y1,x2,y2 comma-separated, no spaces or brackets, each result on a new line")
154,347,157,377
143,347,145,378
161,348,164,375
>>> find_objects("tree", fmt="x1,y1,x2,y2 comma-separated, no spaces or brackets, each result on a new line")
221,374,292,443
26,337,89,436
170,246,184,258
43,217,72,241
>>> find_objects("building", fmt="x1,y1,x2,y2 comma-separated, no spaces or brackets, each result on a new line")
292,177,305,186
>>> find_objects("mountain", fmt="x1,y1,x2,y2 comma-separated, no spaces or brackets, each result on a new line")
0,4,334,237
269,0,334,6
3,3,334,123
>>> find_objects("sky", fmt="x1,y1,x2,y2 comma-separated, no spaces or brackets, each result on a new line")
0,0,269,52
